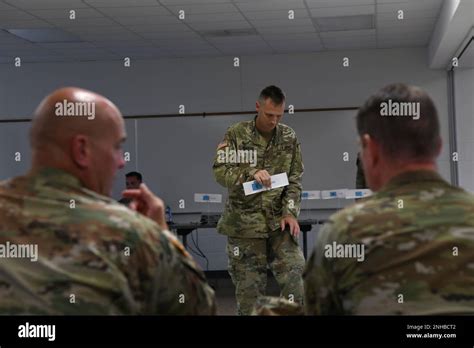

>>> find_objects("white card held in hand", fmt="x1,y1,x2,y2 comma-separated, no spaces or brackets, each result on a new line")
243,172,289,196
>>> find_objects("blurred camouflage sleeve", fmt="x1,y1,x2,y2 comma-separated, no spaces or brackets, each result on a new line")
150,231,216,315
213,128,260,188
303,221,354,315
282,139,303,218
126,226,216,315
252,296,304,316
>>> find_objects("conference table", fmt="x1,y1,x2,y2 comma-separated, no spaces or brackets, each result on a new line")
169,218,323,259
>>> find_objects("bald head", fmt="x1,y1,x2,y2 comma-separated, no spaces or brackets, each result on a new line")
30,87,126,196
31,87,121,149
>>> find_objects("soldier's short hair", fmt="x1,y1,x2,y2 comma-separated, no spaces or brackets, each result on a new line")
356,83,441,161
125,171,142,182
258,85,286,106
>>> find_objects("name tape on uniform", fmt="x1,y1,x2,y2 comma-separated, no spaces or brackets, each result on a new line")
243,172,289,196
194,193,222,203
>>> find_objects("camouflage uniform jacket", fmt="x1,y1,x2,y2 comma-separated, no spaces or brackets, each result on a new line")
213,117,304,238
304,170,474,315
0,167,216,315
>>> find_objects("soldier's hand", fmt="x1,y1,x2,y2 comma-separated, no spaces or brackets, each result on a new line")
254,170,272,188
280,215,300,237
122,183,168,230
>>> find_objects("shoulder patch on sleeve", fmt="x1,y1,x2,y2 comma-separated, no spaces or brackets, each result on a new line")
162,229,191,258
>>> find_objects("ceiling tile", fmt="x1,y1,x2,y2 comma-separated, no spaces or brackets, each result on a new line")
29,8,104,19
0,0,443,61
310,5,375,17
235,0,306,11
249,17,314,28
324,41,376,49
262,32,321,40
320,29,375,39
0,10,36,20
129,23,191,33
140,30,199,39
77,31,143,41
376,9,440,21
217,45,273,55
257,25,316,34
0,19,54,29
0,1,16,10
377,0,442,13
84,0,160,7
114,15,182,26
164,4,238,14
51,17,118,26
189,20,253,31
98,6,168,17
5,0,89,10
160,0,231,4
306,0,374,7
183,12,246,22
64,25,129,34
376,16,436,28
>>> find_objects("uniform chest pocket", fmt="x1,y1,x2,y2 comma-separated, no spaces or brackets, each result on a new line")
267,144,293,169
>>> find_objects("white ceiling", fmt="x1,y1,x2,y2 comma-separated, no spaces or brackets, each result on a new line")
0,0,444,63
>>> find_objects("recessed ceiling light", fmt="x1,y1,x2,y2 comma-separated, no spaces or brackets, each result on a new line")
6,28,82,43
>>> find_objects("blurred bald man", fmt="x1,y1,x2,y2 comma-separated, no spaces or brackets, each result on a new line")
0,87,215,315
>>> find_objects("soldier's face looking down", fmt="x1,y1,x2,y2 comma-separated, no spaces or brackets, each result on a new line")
255,98,284,135
126,176,141,190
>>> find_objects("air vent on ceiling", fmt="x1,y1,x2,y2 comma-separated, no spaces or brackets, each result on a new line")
313,14,374,32
202,28,258,38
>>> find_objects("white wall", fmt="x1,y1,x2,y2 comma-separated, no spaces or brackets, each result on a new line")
455,67,474,192
0,47,451,270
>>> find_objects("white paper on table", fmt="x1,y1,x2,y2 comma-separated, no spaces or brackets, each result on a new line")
243,172,289,196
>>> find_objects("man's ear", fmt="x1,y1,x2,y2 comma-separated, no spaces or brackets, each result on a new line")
256,101,260,113
71,134,91,169
363,134,380,168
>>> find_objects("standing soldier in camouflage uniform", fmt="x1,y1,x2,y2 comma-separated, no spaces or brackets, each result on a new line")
213,85,305,315
0,87,215,315
304,83,474,315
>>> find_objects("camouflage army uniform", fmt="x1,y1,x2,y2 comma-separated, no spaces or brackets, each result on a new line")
252,296,304,316
0,167,216,315
304,170,474,315
213,117,305,315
